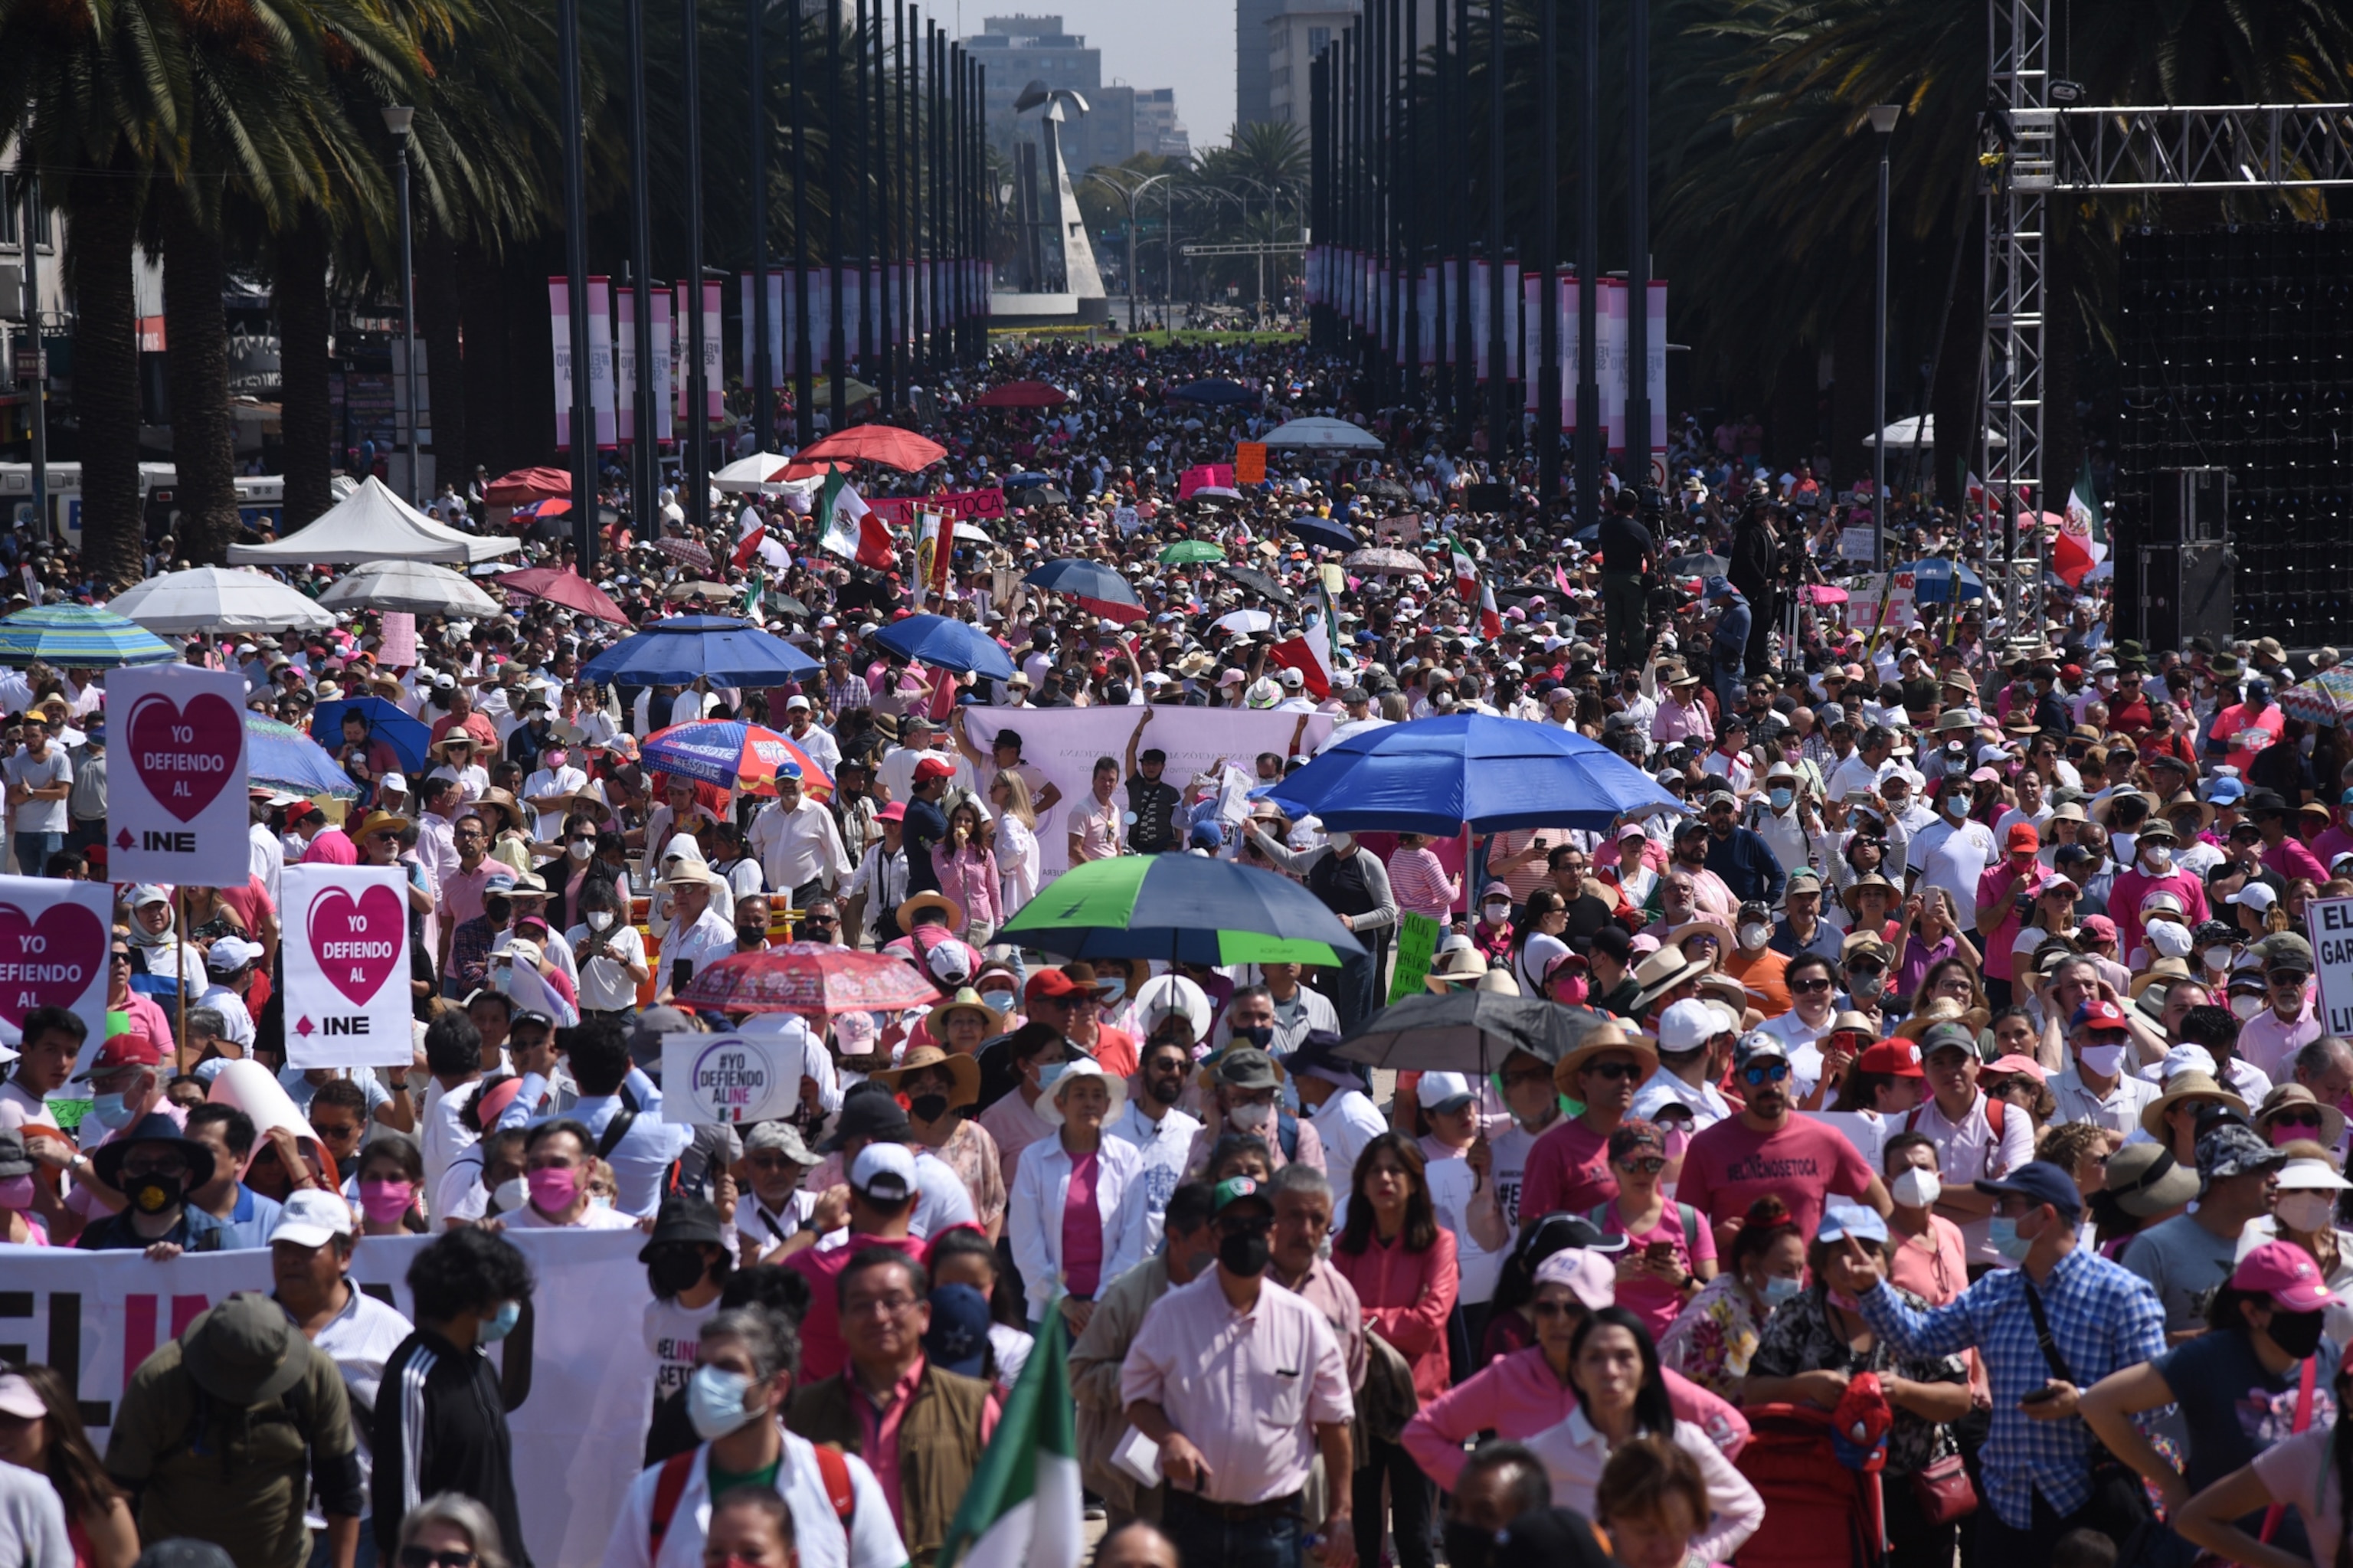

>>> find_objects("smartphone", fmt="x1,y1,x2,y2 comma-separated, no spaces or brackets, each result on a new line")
1644,1241,1677,1265
2018,1385,2064,1406
671,957,692,992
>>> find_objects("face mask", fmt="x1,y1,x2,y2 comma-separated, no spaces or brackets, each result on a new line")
2232,994,2265,1020
1441,1524,1499,1568
586,911,614,931
736,925,767,949
90,1092,138,1131
2204,945,2233,972
647,1248,711,1298
358,1179,415,1223
1942,795,1968,820
0,1173,34,1210
543,748,568,769
2267,1308,2330,1361
2141,845,2173,873
1234,1024,1275,1049
492,1175,528,1213
1327,833,1355,855
1660,1124,1691,1160
568,840,592,862
908,1093,951,1124
2276,1191,2337,1236
980,990,1016,1015
1482,902,1510,921
1229,1101,1274,1133
2077,1042,2128,1079
1218,1229,1272,1277
126,1170,185,1215
1759,1274,1804,1308
1851,973,1885,1001
1548,974,1589,1006
1988,1216,2034,1263
1769,788,1793,811
1739,922,1770,951
476,1300,522,1344
1890,1167,1942,1209
526,1167,581,1213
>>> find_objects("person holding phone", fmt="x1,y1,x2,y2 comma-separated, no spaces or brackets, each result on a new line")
655,863,735,1003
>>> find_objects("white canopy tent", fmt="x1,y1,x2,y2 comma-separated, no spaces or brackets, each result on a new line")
227,476,522,565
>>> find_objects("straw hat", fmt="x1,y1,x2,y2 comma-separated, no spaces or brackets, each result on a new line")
2139,1069,2250,1141
1626,945,1713,1013
924,988,1006,1039
1842,873,1898,915
1425,944,1491,990
1893,998,1991,1043
868,1044,982,1109
895,890,965,933
2254,1083,2348,1150
1036,1059,1126,1126
1551,1023,1660,1098
1666,919,1740,962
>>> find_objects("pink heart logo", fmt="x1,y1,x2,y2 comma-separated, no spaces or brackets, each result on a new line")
0,902,105,1030
127,691,244,823
306,885,406,1008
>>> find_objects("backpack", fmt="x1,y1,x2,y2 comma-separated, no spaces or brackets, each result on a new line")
648,1443,853,1556
1276,1108,1300,1164
1904,1097,2008,1176
1588,1200,1702,1257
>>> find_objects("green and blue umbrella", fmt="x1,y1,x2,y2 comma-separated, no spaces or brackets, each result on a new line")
0,604,177,669
246,713,360,800
999,854,1365,967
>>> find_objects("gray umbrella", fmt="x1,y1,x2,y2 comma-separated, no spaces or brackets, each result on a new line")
1335,990,1615,1074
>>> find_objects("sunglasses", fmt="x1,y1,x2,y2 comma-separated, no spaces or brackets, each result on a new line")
1528,1299,1579,1320
2272,1110,2324,1129
1791,977,1834,994
1615,1155,1668,1175
398,1552,478,1568
1581,1061,1643,1082
1741,1060,1792,1086
1847,961,1886,978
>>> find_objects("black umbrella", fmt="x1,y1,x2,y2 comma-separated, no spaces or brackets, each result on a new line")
1335,990,1615,1073
1664,552,1730,577
769,594,812,618
1026,487,1072,508
1362,478,1411,501
1219,565,1296,604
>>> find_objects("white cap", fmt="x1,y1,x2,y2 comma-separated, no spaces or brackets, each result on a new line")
380,772,407,793
2229,882,2279,912
1657,997,1727,1052
206,935,261,972
1415,1071,1476,1112
270,1188,355,1248
785,694,812,709
2145,921,2194,960
849,1141,917,1201
2159,1043,2217,1082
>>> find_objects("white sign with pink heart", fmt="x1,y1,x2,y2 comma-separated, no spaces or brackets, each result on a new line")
105,663,252,888
281,864,414,1069
0,874,111,1058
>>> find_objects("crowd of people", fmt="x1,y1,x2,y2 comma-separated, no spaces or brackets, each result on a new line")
3,327,2353,1568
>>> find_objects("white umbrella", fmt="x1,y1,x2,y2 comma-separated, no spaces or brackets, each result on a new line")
1262,416,1383,452
1213,608,1274,635
712,452,795,493
316,560,502,617
108,567,338,635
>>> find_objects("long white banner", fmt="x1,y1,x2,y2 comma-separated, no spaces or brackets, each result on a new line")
961,705,1335,882
0,1229,655,1568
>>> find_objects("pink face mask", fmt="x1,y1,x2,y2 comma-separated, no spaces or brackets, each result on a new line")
358,1178,416,1223
1548,974,1589,1007
1660,1125,1692,1161
526,1167,581,1213
0,1173,34,1210
542,748,568,770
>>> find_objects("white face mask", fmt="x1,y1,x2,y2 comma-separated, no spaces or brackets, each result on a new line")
568,840,592,861
2231,994,2266,1020
2141,844,2173,873
2277,1191,2336,1235
2203,945,2234,971
686,1365,767,1441
491,1175,528,1213
2076,1042,2128,1079
1738,923,1770,951
1890,1167,1942,1209
1229,1100,1274,1133
1482,902,1510,921
586,911,614,931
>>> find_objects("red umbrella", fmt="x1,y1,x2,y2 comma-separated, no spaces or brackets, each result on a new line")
677,943,938,1015
498,566,629,624
482,466,573,506
797,424,947,472
781,458,854,480
974,379,1069,409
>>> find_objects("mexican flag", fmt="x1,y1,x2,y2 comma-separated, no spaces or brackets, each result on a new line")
1478,579,1504,640
819,470,895,569
2052,459,2107,588
937,1313,1083,1568
1446,534,1478,604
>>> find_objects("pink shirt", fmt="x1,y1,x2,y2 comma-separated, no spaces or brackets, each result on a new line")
851,1357,1000,1528
2107,867,2211,966
1973,859,2046,984
2252,1422,2345,1568
2240,992,2325,1082
782,1232,929,1383
1386,846,1460,921
1399,1346,1749,1491
977,1090,1054,1190
1331,1228,1459,1403
1597,1202,1718,1341
1061,1149,1105,1298
1120,1272,1356,1505
302,828,359,866
1676,1114,1875,1255
1517,1117,1616,1223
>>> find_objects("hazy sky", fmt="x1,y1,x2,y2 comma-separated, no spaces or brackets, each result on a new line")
947,0,1235,152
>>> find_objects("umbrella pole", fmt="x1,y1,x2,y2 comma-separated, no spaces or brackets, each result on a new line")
175,886,189,1063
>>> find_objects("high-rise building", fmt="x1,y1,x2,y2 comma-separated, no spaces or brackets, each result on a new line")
1235,0,1279,130
969,17,1102,159
1265,0,1358,127
1134,88,1190,159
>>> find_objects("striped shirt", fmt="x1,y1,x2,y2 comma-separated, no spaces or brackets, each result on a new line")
1387,845,1460,921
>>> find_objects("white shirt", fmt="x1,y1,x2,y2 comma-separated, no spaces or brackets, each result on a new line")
522,764,588,840
780,722,843,777
1307,1088,1389,1191
750,797,853,895
1006,1132,1152,1316
294,1282,414,1523
1631,1066,1735,1129
1424,1144,1505,1305
250,820,286,908
2050,1064,2162,1137
1523,1412,1764,1563
665,908,740,989
600,1426,904,1568
1911,816,1999,930
1907,1090,2037,1265
569,1085,698,1218
1758,1009,1836,1100
566,920,649,1012
1106,1099,1206,1255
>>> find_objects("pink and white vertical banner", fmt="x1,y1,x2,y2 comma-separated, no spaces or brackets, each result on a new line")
1471,260,1491,382
1558,274,1581,434
549,277,574,450
585,276,616,450
649,287,674,444
1502,262,1522,383
1641,280,1670,457
615,287,636,444
1521,273,1540,412
1601,278,1629,456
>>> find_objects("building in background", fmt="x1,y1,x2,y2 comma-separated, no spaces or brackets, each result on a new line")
1235,0,1278,131
1265,0,1360,128
967,18,1185,176
1135,88,1190,159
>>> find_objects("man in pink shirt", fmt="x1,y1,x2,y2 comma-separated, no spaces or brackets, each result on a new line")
1678,1034,1891,1254
2247,789,2331,885
1518,1032,1655,1223
2237,936,2324,1082
1123,1177,1359,1568
779,1144,934,1383
1973,823,2047,1007
2106,817,2210,968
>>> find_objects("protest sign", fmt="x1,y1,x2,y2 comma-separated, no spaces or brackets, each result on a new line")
1838,526,1879,561
0,1230,656,1568
377,612,417,668
1386,912,1443,1003
2307,896,2353,1034
960,706,1336,883
0,874,111,1062
280,865,414,1069
1375,514,1425,545
865,487,1006,526
106,663,250,887
659,1021,827,1123
1846,570,1918,631
1234,443,1267,485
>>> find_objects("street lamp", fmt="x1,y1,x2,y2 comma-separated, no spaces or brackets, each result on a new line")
381,105,418,504
1080,168,1170,331
1869,102,1900,572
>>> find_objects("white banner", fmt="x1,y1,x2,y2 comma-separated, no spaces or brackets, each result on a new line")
281,865,414,1069
1601,278,1629,455
549,278,573,450
0,1230,656,1568
2307,897,2353,1036
616,287,637,446
587,276,617,450
1521,273,1540,413
960,706,1335,884
1642,280,1670,457
0,874,110,1062
649,286,675,445
107,663,250,888
1502,262,1522,381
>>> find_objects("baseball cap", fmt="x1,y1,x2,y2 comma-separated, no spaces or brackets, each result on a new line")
0,1373,44,1420
1916,1020,1980,1060
1817,1201,1889,1246
2232,1239,2336,1313
2069,998,2132,1035
207,935,261,973
1657,998,1730,1052
1025,967,1100,1005
1212,1175,1274,1217
1854,1039,1925,1078
268,1188,354,1249
912,756,956,784
79,1033,162,1079
1733,1030,1789,1067
820,1085,914,1151
1972,1160,2085,1219
1415,1071,1477,1115
849,1141,918,1203
2198,1121,2289,1183
1531,1247,1617,1310
2005,823,2040,851
741,1120,817,1164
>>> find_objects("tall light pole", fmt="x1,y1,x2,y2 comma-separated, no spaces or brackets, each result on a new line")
381,106,419,505
1870,103,1900,572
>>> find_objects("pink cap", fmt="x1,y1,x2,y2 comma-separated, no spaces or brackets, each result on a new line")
1531,1248,1616,1311
2232,1239,2336,1313
1984,1054,2048,1084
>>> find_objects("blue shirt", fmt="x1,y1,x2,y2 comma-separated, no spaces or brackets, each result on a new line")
219,1184,285,1249
1703,825,1787,906
76,1203,232,1253
1860,1244,2167,1528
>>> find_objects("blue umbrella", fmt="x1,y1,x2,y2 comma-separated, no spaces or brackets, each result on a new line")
871,614,1016,680
1023,558,1143,608
1899,558,1986,604
1167,378,1259,407
579,615,820,686
244,714,360,800
1284,514,1357,552
1264,713,1688,833
309,696,430,772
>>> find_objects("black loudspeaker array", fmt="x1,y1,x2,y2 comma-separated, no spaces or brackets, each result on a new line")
2116,224,2353,645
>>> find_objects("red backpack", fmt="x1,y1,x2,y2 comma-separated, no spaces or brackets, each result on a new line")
647,1444,853,1556
1903,1096,2008,1176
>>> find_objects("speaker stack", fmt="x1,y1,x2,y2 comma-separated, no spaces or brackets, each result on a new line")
2115,224,2353,647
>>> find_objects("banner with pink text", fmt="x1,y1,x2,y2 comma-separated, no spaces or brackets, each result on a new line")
281,865,414,1069
106,664,251,889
